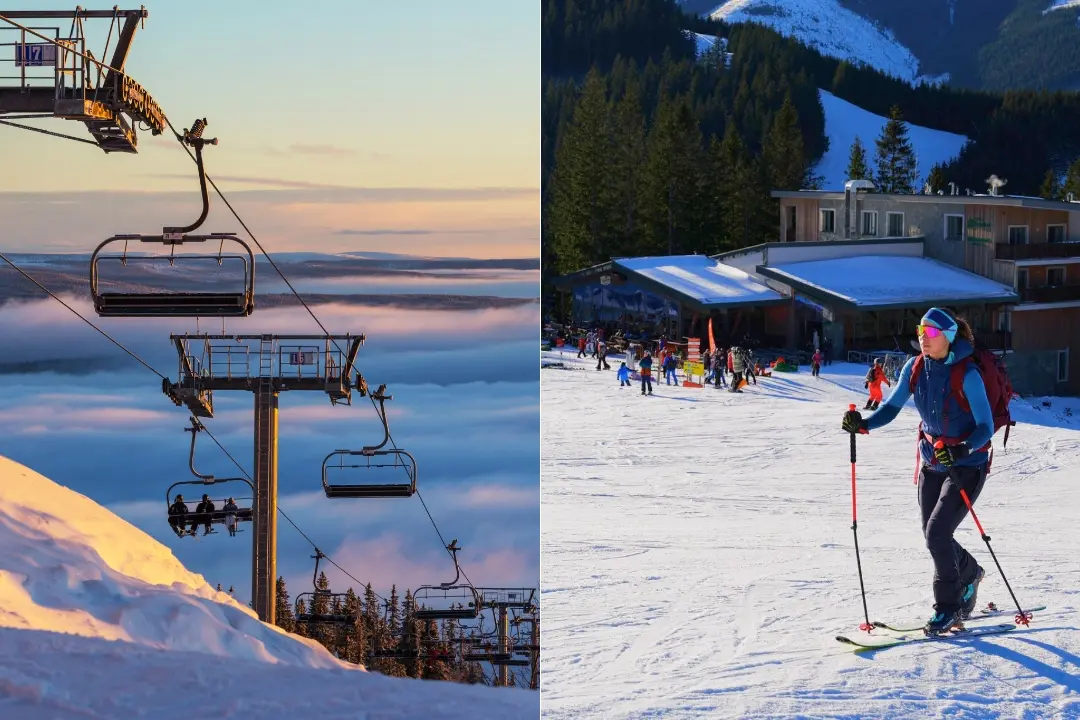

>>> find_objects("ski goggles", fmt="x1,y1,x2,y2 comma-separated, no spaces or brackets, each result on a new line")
917,324,947,339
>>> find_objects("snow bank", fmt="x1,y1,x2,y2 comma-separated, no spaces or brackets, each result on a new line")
1045,0,1080,14
0,454,538,718
815,89,969,191
0,454,342,667
710,0,920,81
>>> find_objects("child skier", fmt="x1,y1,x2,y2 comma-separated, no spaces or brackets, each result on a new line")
864,358,890,410
617,361,630,387
663,352,679,385
811,349,823,378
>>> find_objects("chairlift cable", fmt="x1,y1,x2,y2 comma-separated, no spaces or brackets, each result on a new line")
0,252,166,378
161,117,473,583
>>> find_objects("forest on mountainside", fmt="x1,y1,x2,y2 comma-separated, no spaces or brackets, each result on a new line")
541,0,1080,298
841,0,1080,91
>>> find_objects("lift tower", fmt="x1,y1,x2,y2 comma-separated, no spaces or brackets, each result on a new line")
0,8,165,152
164,333,366,623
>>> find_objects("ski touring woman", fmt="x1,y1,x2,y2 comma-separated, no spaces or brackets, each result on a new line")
842,307,993,635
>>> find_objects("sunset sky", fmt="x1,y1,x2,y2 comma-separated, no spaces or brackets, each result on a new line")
0,0,538,256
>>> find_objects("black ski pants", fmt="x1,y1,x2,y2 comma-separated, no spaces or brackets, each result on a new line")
918,463,987,611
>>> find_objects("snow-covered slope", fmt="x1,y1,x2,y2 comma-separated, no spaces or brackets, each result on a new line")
1045,0,1080,15
0,454,535,718
541,347,1080,719
710,0,921,81
816,89,969,190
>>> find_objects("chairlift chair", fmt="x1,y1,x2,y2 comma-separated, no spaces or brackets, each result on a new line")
294,550,358,626
88,118,257,318
165,417,254,536
322,385,417,498
412,541,481,620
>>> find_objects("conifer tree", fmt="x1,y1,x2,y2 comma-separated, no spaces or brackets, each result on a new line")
763,94,806,191
606,71,647,256
875,105,917,194
846,137,871,182
1062,157,1080,200
926,164,946,194
343,587,364,664
274,577,295,633
1039,168,1062,200
550,68,612,273
640,93,705,255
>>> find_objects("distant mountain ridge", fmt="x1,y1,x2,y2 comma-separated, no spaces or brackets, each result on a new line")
681,0,1080,90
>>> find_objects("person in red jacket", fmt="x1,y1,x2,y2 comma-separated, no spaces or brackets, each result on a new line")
811,349,823,378
863,358,890,410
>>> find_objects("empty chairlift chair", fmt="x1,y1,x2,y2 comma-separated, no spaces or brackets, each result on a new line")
165,416,254,537
412,541,482,620
88,118,256,318
322,385,417,499
294,550,358,626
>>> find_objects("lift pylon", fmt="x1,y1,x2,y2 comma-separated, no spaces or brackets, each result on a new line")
163,333,366,624
0,8,165,152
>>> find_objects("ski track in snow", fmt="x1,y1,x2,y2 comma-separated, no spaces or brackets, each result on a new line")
541,347,1080,719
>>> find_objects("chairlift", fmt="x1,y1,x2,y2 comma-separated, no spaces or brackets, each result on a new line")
294,550,357,626
412,541,481,621
322,385,417,499
88,118,256,318
165,417,253,537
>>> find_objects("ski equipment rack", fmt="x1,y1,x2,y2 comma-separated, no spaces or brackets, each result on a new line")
165,417,254,534
322,385,417,498
412,540,481,620
89,118,256,317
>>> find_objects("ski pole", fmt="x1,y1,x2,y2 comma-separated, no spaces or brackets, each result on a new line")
958,485,1032,627
933,441,1032,626
848,403,873,633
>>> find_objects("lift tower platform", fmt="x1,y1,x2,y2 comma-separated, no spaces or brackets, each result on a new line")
163,333,366,623
0,8,165,152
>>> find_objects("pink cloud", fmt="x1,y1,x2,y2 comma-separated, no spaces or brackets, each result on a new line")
317,533,537,597
0,405,172,434
456,485,537,509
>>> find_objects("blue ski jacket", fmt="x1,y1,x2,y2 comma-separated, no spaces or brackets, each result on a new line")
865,339,994,471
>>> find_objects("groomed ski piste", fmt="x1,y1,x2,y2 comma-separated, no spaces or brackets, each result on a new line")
541,346,1080,719
0,455,536,720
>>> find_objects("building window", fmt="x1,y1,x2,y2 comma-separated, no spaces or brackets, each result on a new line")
820,209,835,233
1058,349,1070,383
997,308,1011,332
1048,266,1066,286
1018,268,1029,290
886,211,904,237
1047,224,1066,244
1008,225,1029,245
944,214,965,241
861,211,878,236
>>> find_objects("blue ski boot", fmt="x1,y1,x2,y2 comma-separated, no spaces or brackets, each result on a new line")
924,607,962,636
959,566,985,620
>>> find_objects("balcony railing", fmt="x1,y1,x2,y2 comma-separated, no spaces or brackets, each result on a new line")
1019,285,1080,303
995,242,1080,261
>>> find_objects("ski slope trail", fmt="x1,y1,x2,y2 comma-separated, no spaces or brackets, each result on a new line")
0,454,536,718
541,348,1080,719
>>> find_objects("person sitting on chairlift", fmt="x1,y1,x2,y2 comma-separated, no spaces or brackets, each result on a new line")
168,494,188,537
192,493,215,536
222,497,239,537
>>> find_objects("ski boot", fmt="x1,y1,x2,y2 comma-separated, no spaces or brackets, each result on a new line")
959,566,986,619
924,608,962,636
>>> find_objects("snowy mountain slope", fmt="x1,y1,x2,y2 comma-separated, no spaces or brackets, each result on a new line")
1045,0,1080,15
709,0,921,81
0,454,536,718
541,348,1080,719
815,89,969,190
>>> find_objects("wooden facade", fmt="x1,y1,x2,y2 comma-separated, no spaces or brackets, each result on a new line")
1012,308,1080,393
779,198,819,243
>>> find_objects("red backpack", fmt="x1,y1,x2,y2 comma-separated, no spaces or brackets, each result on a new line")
909,347,1016,450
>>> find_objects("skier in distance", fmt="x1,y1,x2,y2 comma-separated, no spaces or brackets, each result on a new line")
841,307,991,635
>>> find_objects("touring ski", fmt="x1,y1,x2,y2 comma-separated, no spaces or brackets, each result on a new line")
836,622,1017,652
872,604,1045,633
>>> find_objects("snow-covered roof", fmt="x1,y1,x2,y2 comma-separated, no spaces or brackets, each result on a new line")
614,255,786,309
757,255,1019,310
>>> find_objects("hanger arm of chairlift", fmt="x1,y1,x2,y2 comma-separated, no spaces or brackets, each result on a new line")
164,119,216,236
